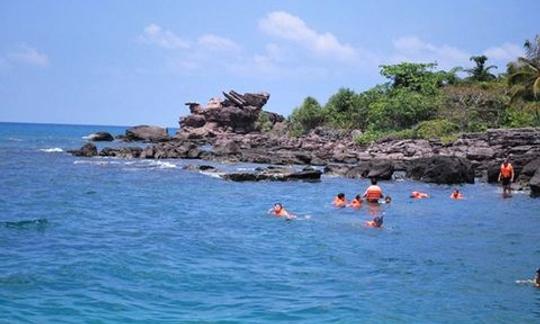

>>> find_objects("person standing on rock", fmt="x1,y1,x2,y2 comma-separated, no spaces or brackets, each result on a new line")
363,178,384,204
498,158,515,196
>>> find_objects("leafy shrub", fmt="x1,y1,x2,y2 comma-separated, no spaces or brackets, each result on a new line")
415,119,459,139
288,97,326,136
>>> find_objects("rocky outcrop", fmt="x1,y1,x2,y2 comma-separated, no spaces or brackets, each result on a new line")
99,147,143,159
85,132,114,141
123,125,169,142
178,90,283,136
529,168,540,197
222,167,322,182
67,143,97,157
406,156,475,184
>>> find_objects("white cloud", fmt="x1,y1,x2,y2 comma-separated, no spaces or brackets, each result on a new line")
8,45,49,67
391,36,469,69
138,24,190,49
258,11,357,62
197,34,240,51
483,43,523,61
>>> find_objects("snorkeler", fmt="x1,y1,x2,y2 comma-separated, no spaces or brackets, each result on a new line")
450,189,463,200
363,178,384,203
268,203,295,220
333,193,347,208
498,158,515,196
410,191,429,199
347,195,363,209
366,216,384,228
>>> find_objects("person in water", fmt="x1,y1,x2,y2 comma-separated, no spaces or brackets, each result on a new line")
450,189,464,200
366,216,384,228
333,193,347,208
268,203,294,220
347,195,363,209
535,268,540,287
410,191,429,199
498,158,515,196
384,196,392,204
363,178,384,203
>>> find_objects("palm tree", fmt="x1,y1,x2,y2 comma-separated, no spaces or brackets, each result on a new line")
508,35,540,101
464,55,497,82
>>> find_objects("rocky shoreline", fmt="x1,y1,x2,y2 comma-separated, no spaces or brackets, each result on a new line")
68,90,540,196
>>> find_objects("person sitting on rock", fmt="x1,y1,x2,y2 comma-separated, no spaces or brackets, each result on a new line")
268,203,295,220
347,195,363,209
366,216,384,228
450,189,464,200
498,158,515,196
410,191,429,199
333,193,347,208
363,178,384,203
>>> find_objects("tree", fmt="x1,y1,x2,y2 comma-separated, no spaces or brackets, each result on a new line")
288,96,326,135
324,88,364,129
508,35,540,101
464,55,497,82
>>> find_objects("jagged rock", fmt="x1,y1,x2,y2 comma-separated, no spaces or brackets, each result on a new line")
213,139,241,155
124,125,169,142
68,143,97,157
86,132,114,141
406,156,475,184
222,167,321,182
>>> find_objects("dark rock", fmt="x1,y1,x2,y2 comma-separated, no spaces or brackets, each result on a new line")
99,147,142,159
86,132,114,141
366,160,394,180
222,167,321,182
530,168,540,197
213,139,241,155
124,125,169,142
68,143,97,157
519,158,540,181
406,156,475,184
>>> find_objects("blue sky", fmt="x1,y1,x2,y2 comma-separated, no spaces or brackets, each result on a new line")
0,0,538,127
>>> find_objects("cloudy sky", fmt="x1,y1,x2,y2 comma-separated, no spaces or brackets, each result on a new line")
0,0,538,126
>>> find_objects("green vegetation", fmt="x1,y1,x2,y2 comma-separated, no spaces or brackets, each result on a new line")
288,34,540,144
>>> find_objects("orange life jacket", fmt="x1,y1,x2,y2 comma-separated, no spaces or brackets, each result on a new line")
365,185,383,202
500,163,513,178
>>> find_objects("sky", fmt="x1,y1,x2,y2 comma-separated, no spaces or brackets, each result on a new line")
0,0,538,127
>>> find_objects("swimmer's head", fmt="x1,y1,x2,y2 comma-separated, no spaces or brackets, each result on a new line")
337,193,345,199
355,194,361,200
384,196,392,203
274,203,283,211
536,268,540,277
370,178,378,185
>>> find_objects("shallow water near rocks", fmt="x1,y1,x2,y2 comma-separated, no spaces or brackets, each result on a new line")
1,122,539,322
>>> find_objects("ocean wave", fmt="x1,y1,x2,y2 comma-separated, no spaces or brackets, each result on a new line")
40,147,63,153
149,161,177,169
2,218,48,229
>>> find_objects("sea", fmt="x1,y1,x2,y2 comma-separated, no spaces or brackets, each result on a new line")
0,122,539,323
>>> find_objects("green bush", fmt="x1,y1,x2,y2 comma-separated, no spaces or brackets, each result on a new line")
256,112,273,132
288,96,326,136
415,119,459,139
354,128,417,145
504,108,537,127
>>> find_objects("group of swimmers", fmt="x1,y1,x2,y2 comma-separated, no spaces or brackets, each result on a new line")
269,159,517,229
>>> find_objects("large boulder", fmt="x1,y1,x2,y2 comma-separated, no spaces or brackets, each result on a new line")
124,125,169,142
222,166,322,182
213,139,241,156
529,168,540,197
86,132,114,141
406,156,475,184
99,147,142,159
68,143,98,157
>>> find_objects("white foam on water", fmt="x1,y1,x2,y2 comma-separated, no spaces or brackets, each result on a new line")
40,147,63,153
74,160,109,166
8,137,23,142
200,171,223,178
150,161,177,169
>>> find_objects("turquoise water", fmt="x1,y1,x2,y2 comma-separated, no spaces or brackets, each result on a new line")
1,122,539,323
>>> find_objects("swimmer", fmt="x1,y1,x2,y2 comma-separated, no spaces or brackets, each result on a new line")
366,216,384,228
410,191,429,199
363,178,384,203
268,203,295,220
383,196,392,204
347,195,363,209
450,189,463,200
333,193,347,208
536,268,540,287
